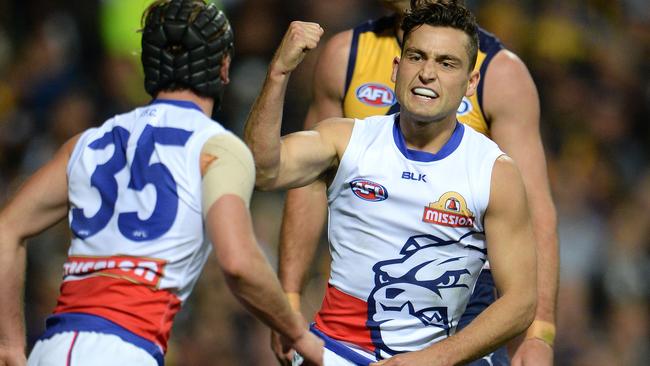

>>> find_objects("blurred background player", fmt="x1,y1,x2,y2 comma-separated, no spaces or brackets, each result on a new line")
275,0,558,364
246,2,537,364
0,1,323,365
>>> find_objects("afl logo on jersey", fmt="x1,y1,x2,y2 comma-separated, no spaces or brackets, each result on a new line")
456,97,472,116
356,83,396,107
422,191,475,227
350,179,388,202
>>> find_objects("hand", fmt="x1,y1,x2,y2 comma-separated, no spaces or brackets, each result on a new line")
271,329,294,366
0,346,26,366
270,21,324,76
291,330,324,366
510,338,553,366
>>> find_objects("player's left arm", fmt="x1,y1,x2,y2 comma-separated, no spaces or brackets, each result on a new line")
373,156,537,366
0,135,78,364
485,50,558,363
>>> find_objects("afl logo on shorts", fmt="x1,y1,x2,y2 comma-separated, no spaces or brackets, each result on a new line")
356,83,396,107
456,97,472,116
350,179,388,202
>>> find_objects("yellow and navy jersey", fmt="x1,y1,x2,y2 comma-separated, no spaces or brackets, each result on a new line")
342,15,504,136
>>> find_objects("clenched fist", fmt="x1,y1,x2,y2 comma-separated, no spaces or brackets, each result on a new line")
270,21,324,76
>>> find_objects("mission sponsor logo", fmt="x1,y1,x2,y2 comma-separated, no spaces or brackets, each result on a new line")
356,83,396,107
350,178,388,202
62,255,167,288
422,192,475,227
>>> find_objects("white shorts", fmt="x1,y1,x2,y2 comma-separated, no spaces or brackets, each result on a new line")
28,331,158,366
28,313,163,366
306,325,377,366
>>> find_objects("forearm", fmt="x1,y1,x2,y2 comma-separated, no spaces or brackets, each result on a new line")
243,70,291,186
427,291,535,364
278,183,328,295
223,249,307,341
0,234,27,351
528,195,559,324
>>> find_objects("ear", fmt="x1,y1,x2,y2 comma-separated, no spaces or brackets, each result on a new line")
391,56,400,83
465,69,480,97
220,54,231,85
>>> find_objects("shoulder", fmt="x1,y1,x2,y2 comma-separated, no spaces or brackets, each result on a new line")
486,49,533,83
318,29,353,65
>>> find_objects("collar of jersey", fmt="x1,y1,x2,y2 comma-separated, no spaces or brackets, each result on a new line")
392,114,465,162
150,99,202,112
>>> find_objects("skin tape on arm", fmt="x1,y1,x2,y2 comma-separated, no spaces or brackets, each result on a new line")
201,133,255,217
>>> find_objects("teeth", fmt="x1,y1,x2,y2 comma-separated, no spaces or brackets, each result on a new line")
413,87,438,98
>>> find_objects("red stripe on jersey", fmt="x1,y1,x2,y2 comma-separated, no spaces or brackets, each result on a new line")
53,276,181,351
314,284,374,352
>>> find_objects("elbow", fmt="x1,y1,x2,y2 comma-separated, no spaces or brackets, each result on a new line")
219,255,249,283
254,171,279,191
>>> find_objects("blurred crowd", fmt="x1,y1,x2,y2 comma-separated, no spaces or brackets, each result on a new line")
0,0,648,365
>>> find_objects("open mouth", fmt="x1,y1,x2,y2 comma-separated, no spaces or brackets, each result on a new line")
412,87,439,100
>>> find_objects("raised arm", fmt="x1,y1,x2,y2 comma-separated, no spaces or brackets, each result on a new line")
0,136,78,366
272,29,353,364
374,156,537,366
485,50,558,364
279,28,352,297
200,134,323,365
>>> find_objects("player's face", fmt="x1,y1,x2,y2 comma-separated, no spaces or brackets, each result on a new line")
391,25,478,123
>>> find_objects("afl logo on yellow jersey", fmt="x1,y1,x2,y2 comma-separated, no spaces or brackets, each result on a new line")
356,83,396,107
457,97,473,116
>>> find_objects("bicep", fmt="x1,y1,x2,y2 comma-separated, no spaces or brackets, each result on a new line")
484,156,536,296
201,133,255,216
0,136,77,242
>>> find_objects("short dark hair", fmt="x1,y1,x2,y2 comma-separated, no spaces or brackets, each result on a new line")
402,1,478,71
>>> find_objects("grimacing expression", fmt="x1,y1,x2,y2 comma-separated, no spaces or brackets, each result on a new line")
391,25,479,123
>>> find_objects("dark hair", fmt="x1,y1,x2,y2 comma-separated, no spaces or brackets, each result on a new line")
140,0,234,102
402,1,478,71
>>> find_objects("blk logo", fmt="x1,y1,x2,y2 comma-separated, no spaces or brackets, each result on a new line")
402,172,427,182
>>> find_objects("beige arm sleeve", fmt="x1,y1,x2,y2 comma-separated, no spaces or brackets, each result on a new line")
201,133,255,217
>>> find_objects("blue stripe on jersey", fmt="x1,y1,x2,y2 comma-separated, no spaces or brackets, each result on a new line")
392,115,465,162
151,98,202,112
310,324,375,366
40,313,164,366
476,27,505,126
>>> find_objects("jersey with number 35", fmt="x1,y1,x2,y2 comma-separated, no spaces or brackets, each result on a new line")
57,99,225,351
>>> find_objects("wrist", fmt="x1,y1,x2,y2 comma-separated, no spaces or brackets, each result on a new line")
286,292,301,312
525,320,556,347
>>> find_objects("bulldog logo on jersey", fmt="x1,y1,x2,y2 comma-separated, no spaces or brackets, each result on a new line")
356,83,396,107
367,234,474,358
422,191,475,228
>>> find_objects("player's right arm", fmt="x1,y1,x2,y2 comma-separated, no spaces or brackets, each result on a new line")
279,28,352,298
201,133,323,365
244,21,351,191
272,29,353,364
0,135,79,366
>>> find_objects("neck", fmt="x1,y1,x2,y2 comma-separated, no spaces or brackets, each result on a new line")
155,90,214,116
399,113,458,154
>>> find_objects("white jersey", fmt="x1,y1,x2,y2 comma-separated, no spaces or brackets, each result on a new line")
57,99,226,352
315,114,504,359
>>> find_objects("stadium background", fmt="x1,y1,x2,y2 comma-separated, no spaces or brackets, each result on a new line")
0,0,647,364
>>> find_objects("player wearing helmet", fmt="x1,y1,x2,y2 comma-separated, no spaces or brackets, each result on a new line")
0,1,323,365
